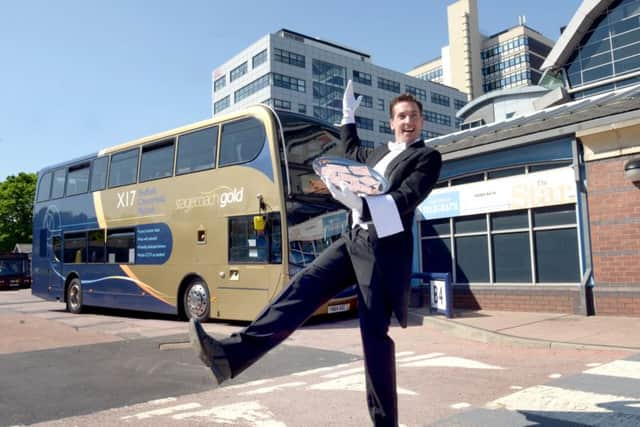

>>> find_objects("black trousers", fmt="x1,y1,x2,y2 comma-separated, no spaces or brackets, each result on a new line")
220,228,398,427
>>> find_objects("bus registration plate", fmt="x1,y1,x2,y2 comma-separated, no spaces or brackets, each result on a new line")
328,303,350,314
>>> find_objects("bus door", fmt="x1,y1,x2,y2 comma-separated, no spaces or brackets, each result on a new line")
214,213,284,320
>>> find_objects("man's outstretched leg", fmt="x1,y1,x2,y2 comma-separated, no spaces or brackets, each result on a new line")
189,237,357,383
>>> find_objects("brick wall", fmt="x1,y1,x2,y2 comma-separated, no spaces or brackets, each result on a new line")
587,154,640,316
452,286,582,313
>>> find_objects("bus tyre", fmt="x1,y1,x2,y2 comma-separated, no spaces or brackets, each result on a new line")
66,278,83,314
183,279,211,322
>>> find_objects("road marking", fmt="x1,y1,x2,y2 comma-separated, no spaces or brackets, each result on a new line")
172,400,285,426
397,352,444,363
585,362,602,367
395,351,415,357
225,379,275,390
400,356,503,370
487,385,636,413
548,373,562,378
510,386,523,390
121,403,202,420
584,360,640,380
308,374,418,395
451,402,471,409
239,382,307,395
291,363,352,377
146,397,177,405
322,366,364,378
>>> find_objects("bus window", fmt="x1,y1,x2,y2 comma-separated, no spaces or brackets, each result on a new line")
52,236,62,262
36,172,52,202
228,214,283,263
140,140,175,182
51,169,66,199
90,157,108,192
109,149,139,188
66,163,90,196
64,232,87,263
176,126,218,175
219,118,266,167
88,229,106,263
106,228,135,263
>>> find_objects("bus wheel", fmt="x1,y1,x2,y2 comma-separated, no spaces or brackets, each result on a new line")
183,279,210,321
66,278,83,314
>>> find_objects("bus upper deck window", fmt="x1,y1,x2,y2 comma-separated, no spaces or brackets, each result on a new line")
36,172,52,202
176,126,218,175
219,118,266,167
90,157,108,192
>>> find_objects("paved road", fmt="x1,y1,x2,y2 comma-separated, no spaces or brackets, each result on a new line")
1,289,639,426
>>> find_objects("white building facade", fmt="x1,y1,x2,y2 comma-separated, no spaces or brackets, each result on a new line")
212,29,468,147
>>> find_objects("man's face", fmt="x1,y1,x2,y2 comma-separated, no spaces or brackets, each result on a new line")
390,101,423,144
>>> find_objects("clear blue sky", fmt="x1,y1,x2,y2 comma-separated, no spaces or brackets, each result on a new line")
0,0,582,180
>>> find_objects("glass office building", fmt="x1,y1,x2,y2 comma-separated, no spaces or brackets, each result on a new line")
211,29,467,146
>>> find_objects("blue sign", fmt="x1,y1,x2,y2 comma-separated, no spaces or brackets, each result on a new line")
136,223,172,264
418,191,460,220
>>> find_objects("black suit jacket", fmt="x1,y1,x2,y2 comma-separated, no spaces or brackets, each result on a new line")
341,123,442,327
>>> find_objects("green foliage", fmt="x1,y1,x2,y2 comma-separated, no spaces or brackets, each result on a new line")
0,172,36,252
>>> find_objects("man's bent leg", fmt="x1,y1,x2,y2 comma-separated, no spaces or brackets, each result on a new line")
218,237,357,378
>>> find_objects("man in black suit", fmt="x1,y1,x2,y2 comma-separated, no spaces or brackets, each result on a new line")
190,80,442,427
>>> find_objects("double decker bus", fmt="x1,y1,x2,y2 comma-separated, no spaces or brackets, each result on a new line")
31,105,356,321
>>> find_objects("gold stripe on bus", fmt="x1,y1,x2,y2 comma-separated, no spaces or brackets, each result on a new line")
93,192,106,229
121,265,172,305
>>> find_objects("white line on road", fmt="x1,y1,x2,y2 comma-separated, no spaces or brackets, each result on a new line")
121,403,202,420
309,374,418,395
584,360,640,380
239,382,307,395
291,363,352,377
400,356,504,370
172,400,286,426
397,352,445,363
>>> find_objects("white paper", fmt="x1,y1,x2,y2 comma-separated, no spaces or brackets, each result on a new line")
248,239,257,247
249,248,258,258
366,194,404,238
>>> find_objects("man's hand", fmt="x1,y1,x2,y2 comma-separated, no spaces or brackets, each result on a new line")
341,80,363,125
324,178,363,213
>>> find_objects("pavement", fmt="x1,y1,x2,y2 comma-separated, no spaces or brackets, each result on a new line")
409,307,640,352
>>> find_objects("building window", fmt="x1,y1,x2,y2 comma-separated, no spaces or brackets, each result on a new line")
312,59,345,124
274,48,306,68
377,76,401,93
214,95,230,114
405,85,428,102
415,67,443,82
273,72,306,93
431,92,450,107
313,106,341,125
454,99,467,110
230,62,248,82
355,115,373,131
424,110,451,127
271,98,291,110
252,49,267,68
379,121,393,135
421,129,442,139
355,92,373,108
377,98,385,112
298,103,307,114
234,74,270,103
353,70,372,86
214,75,226,92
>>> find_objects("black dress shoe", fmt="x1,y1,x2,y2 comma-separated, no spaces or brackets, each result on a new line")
189,319,232,384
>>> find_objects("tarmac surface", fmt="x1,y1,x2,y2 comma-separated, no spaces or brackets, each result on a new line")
410,307,640,352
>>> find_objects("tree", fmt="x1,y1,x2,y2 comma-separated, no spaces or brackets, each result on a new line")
0,172,36,252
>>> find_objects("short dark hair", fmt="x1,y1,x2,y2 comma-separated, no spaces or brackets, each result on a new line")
389,94,423,118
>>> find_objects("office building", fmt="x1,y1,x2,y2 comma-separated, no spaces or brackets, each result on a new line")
407,0,555,99
413,0,640,317
211,29,468,146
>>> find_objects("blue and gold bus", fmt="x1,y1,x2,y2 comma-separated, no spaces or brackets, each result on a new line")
31,105,356,321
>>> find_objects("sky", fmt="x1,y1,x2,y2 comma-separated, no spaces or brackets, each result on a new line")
0,0,582,180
